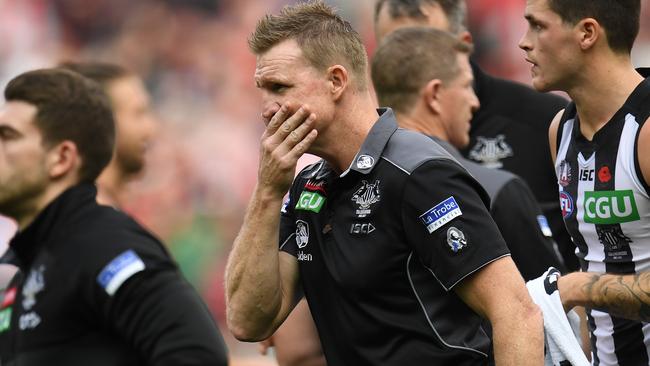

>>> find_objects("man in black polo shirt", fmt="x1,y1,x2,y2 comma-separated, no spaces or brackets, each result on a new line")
372,27,566,281
374,0,576,271
225,1,543,365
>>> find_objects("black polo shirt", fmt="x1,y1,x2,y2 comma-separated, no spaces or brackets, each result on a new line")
461,63,576,271
279,108,510,366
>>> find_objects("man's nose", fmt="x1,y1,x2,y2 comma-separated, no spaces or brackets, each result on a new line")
518,31,532,51
261,101,281,122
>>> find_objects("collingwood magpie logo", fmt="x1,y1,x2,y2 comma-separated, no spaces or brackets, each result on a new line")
558,160,572,187
468,135,513,168
295,220,313,262
446,227,468,253
22,265,45,310
351,180,381,218
295,220,309,249
597,225,632,252
356,155,375,170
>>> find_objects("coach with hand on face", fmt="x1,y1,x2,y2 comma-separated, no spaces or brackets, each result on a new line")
225,1,543,365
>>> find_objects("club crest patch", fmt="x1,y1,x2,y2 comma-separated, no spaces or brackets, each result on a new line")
420,196,462,233
356,155,375,169
22,265,45,310
446,227,468,253
351,180,381,217
468,135,513,168
558,160,572,187
295,220,309,249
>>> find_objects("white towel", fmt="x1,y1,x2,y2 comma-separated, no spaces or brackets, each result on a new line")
526,268,590,366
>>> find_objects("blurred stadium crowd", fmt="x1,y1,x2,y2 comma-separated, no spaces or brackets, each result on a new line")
0,0,649,362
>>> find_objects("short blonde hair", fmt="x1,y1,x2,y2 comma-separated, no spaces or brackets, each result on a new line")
249,0,368,90
372,27,472,114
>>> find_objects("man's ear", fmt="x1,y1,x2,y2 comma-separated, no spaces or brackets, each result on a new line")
423,78,444,115
459,30,473,45
327,65,349,101
46,141,80,179
577,18,600,51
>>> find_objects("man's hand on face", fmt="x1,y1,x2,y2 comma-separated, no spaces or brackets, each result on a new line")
258,103,318,199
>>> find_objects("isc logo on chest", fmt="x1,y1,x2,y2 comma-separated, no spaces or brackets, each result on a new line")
584,190,640,224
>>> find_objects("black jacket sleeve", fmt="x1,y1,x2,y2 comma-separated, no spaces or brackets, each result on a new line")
490,177,567,280
81,219,228,366
103,269,228,366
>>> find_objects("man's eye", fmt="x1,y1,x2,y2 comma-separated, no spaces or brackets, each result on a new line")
270,83,287,92
0,127,18,140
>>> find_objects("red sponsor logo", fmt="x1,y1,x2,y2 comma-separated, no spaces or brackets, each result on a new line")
1,287,17,308
598,166,612,183
304,180,326,193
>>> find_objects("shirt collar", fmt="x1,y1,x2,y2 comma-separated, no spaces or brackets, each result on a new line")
9,183,98,268
341,108,398,177
638,67,650,78
427,136,465,161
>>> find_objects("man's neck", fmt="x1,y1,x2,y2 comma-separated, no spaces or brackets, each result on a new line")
310,92,379,174
395,111,446,140
14,183,72,231
96,164,129,207
566,55,643,140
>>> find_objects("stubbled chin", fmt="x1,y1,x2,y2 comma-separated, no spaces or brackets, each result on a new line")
531,77,548,92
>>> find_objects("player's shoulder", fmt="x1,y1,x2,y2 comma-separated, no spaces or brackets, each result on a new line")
460,158,518,199
67,206,170,268
480,72,567,128
381,128,459,175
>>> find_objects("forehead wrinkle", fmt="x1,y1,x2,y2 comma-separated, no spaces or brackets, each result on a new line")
254,53,308,87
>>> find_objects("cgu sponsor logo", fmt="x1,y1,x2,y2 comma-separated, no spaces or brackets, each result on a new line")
295,191,326,213
584,190,640,224
0,308,11,333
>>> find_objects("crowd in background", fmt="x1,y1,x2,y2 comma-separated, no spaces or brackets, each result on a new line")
1,0,649,362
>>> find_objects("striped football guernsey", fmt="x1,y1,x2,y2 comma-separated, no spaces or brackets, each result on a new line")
555,77,650,366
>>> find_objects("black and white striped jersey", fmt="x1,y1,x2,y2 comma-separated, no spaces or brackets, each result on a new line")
555,75,650,366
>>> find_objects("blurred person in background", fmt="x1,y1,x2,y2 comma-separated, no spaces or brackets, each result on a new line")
519,0,650,363
226,1,542,365
59,61,157,207
371,27,566,282
373,0,577,272
0,68,227,365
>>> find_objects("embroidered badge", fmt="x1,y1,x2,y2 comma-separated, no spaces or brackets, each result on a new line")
420,196,462,233
559,191,574,219
468,135,513,168
356,155,375,169
446,227,468,253
97,250,145,296
351,180,381,217
295,220,309,249
295,191,326,213
598,165,612,183
22,266,45,310
558,160,572,187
